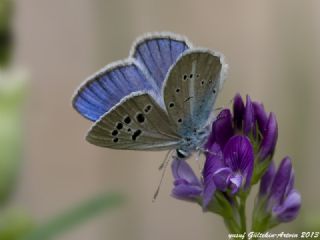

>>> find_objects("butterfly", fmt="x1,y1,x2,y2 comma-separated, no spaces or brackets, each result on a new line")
72,32,228,159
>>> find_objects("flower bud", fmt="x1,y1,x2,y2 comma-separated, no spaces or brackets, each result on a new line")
258,113,278,161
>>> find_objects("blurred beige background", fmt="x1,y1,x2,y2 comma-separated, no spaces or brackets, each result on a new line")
10,0,320,239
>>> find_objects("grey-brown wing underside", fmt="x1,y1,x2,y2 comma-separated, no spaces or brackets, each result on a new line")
86,92,182,150
163,49,227,135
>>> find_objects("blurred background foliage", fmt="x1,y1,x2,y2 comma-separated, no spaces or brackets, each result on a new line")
0,70,25,205
0,0,124,239
0,0,319,239
0,0,12,67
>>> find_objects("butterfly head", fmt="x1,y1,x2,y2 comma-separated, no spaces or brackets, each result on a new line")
175,149,190,159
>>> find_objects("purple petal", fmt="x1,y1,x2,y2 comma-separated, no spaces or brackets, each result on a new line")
273,190,301,222
259,113,278,161
171,158,202,201
243,95,255,136
202,179,217,208
173,179,189,186
205,109,234,150
203,145,224,207
253,101,268,134
223,135,254,188
212,167,233,191
172,183,202,201
171,158,201,186
285,169,295,197
203,144,224,180
259,161,276,197
269,157,292,205
233,93,245,130
229,173,243,195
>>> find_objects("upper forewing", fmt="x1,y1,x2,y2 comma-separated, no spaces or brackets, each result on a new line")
131,32,192,91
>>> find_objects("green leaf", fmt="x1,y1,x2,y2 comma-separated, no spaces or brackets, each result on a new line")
0,208,34,240
0,70,27,204
0,0,13,67
22,192,125,240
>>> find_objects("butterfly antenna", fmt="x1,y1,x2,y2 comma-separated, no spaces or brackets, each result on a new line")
195,150,203,180
213,98,234,112
200,148,223,160
153,150,173,202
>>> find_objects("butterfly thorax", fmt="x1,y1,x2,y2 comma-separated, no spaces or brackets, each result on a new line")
176,125,210,159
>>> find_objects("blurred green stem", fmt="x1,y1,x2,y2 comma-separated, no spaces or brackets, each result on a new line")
22,192,125,240
239,197,247,238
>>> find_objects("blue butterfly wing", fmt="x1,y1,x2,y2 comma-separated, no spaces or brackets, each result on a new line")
73,33,191,122
73,61,157,121
131,33,191,91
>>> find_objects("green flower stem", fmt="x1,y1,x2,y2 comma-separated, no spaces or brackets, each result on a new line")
224,216,241,234
239,199,247,232
239,198,248,239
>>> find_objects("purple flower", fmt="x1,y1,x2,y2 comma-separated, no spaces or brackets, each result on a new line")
171,158,202,202
201,93,280,207
206,93,278,179
203,136,254,207
232,95,278,157
257,157,301,225
170,93,300,231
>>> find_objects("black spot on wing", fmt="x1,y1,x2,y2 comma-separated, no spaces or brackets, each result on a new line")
116,122,123,130
144,105,152,113
132,129,142,141
136,113,145,123
124,116,131,124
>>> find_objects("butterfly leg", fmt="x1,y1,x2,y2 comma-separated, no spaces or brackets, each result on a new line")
153,150,175,202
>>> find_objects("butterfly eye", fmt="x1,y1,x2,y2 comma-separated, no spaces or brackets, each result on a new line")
189,74,193,78
213,88,217,94
175,88,180,93
113,138,119,143
196,74,200,78
177,118,182,123
201,80,205,85
183,74,187,80
169,102,175,108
